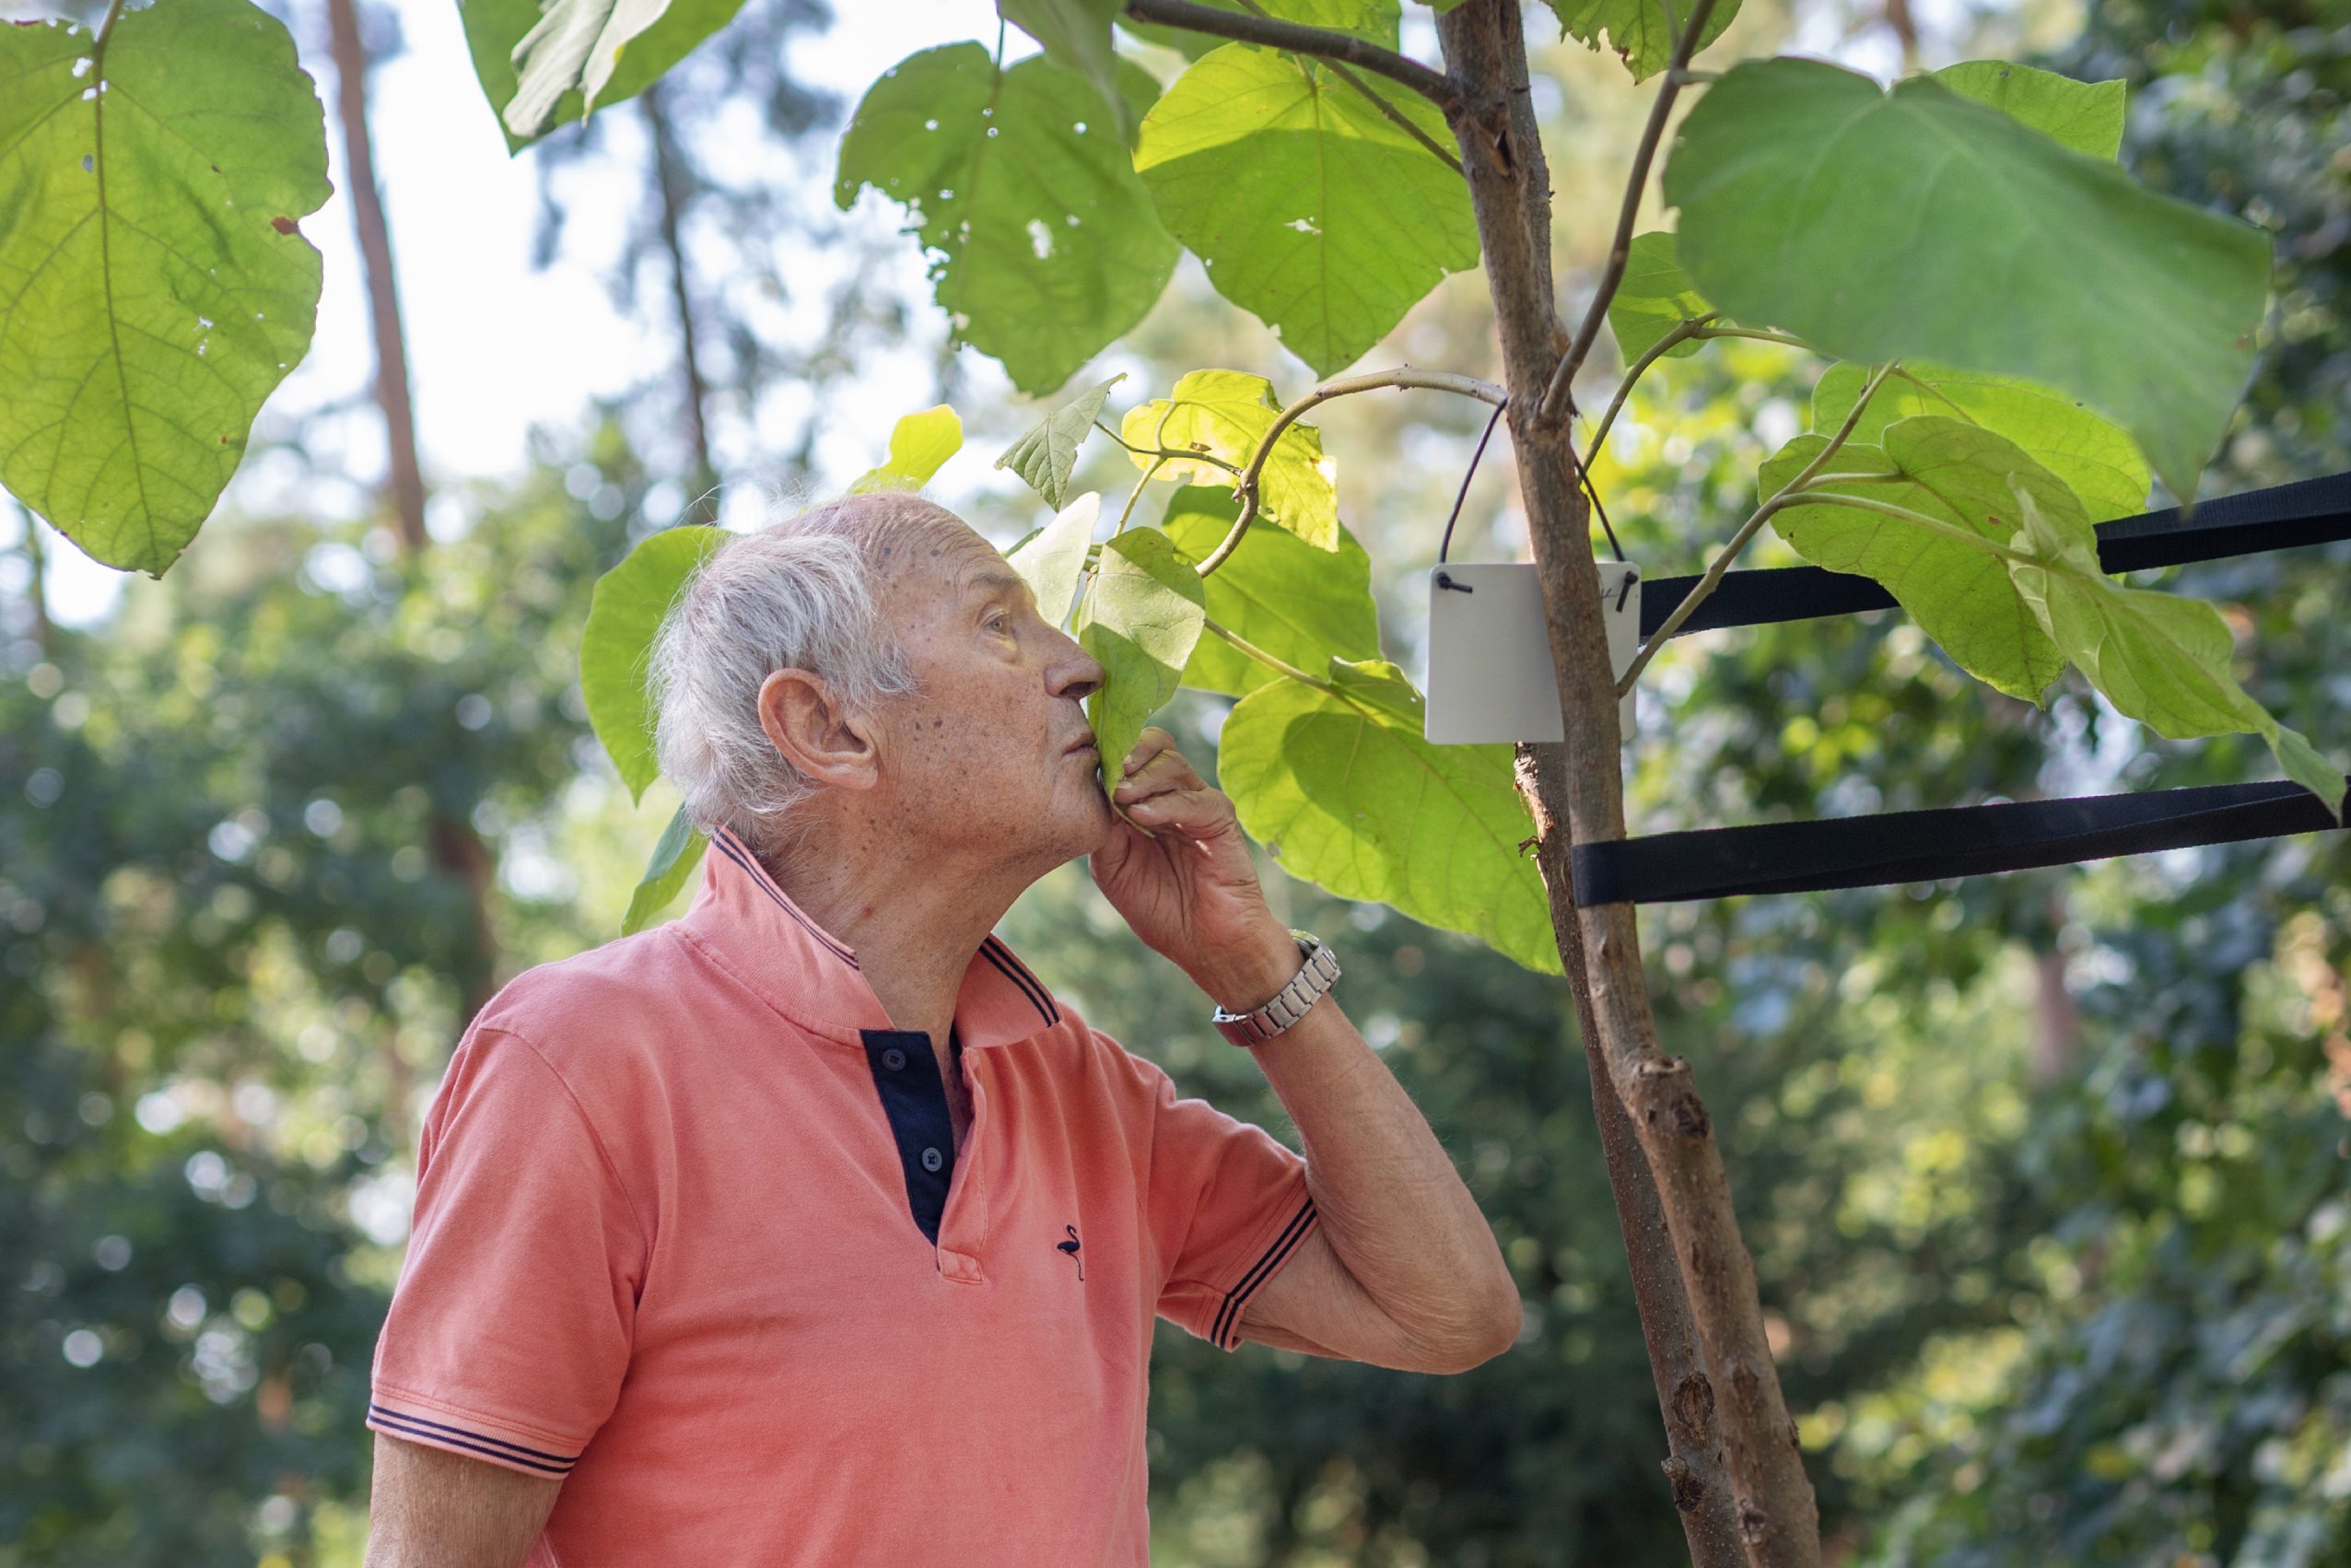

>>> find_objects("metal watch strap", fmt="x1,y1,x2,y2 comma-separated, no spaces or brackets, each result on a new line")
1211,931,1340,1047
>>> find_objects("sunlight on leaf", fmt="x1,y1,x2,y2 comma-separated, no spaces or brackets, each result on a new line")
582,525,731,802
1008,492,1101,629
1121,370,1339,548
1164,487,1380,696
1075,528,1207,778
1935,60,2124,161
849,404,964,493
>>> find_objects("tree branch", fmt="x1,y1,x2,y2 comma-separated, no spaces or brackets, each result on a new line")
1121,0,1461,109
1538,0,1725,426
1196,367,1506,576
1615,361,1895,694
1579,312,1719,474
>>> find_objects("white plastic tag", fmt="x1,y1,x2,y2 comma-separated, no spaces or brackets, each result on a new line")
1423,562,1641,744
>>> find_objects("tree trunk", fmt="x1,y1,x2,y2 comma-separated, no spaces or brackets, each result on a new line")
641,81,719,502
1436,6,1823,1562
323,0,427,553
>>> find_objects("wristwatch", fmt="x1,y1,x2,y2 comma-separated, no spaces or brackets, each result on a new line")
1211,930,1341,1047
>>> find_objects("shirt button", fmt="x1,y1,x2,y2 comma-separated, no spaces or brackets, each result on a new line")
920,1145,943,1173
883,1047,906,1071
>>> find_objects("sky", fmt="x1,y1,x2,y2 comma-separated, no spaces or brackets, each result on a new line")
14,0,2021,626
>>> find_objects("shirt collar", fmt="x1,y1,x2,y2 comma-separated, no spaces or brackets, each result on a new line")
677,823,1062,1050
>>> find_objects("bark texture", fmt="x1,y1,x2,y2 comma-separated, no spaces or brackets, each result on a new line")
1436,6,1823,1562
641,83,719,499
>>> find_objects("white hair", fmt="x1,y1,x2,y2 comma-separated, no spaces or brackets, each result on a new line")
647,492,962,865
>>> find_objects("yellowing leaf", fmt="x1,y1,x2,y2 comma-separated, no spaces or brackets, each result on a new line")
849,404,964,493
1121,370,1339,549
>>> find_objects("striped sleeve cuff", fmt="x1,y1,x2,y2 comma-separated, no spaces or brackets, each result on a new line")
1209,1192,1320,1352
367,1388,585,1479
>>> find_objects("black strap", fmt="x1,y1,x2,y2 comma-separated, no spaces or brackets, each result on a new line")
1579,471,2351,905
1638,469,2351,639
1573,781,2347,907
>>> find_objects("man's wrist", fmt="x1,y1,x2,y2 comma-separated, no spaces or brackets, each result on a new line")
1187,923,1308,1012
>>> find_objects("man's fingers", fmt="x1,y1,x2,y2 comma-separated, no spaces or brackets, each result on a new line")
1118,726,1180,778
1112,741,1204,800
1123,786,1238,836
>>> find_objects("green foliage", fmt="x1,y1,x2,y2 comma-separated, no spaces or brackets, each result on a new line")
1934,59,2125,159
1607,231,1712,363
624,803,709,935
997,375,1123,511
579,524,729,802
1163,486,1380,696
1808,360,2152,522
1133,43,1479,374
847,404,965,493
2006,490,2343,813
1219,660,1562,975
1664,55,2272,497
1541,0,1742,83
1007,491,1102,628
461,0,752,148
1075,527,1208,774
1119,0,1403,60
997,0,1134,137
1121,369,1339,548
835,45,1176,395
0,0,328,577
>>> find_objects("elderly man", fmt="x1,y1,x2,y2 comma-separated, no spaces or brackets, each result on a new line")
360,493,1521,1567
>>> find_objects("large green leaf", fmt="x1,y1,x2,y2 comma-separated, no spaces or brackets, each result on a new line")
1007,491,1101,629
997,374,1123,509
1133,43,1479,376
1121,0,1401,59
1075,528,1208,776
998,0,1133,139
836,46,1176,396
457,0,748,151
1760,416,2076,702
582,525,730,802
848,404,963,494
1121,370,1339,548
1664,56,2271,498
1220,659,1561,974
1163,487,1379,696
623,804,709,934
1541,0,1741,83
2005,491,2344,817
0,0,328,577
1934,60,2124,161
1608,231,1713,364
1810,361,2151,522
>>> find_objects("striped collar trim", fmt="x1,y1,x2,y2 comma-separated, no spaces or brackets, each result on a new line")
679,823,1062,1049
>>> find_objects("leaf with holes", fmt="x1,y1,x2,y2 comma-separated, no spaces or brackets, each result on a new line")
624,804,709,934
1219,659,1560,974
1008,491,1101,629
1121,369,1339,549
582,525,731,802
0,0,328,577
1809,361,2150,521
2004,490,2344,818
1074,528,1207,777
1134,43,1479,376
1164,487,1379,696
998,375,1123,509
1665,56,2270,499
836,46,1176,395
998,0,1133,139
849,404,964,493
1542,0,1741,82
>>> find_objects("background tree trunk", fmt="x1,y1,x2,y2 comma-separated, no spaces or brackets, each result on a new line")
1437,5,1824,1562
640,81,720,502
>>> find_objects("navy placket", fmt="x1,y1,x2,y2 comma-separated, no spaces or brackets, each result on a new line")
860,1026,961,1244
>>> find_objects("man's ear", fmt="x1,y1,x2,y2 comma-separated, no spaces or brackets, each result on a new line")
755,668,880,792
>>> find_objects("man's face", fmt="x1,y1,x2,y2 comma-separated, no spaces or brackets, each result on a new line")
863,516,1112,870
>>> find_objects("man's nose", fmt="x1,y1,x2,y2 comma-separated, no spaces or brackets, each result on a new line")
1047,630,1105,703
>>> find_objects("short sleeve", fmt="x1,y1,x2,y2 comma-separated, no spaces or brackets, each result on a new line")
366,1024,644,1480
1120,1040,1320,1352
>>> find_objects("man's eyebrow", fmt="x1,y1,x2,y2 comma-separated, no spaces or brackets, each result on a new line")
962,567,1030,599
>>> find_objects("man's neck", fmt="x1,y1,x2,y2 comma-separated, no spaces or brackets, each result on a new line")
757,829,1034,1047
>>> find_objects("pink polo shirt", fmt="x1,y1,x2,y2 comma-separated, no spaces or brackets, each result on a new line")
366,824,1320,1565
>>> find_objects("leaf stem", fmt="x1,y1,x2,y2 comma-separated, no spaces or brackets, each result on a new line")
1116,456,1166,533
1120,0,1461,109
1198,365,1507,578
1539,0,1725,426
1578,312,1718,474
1616,360,1897,694
1691,325,1814,351
1203,616,1332,691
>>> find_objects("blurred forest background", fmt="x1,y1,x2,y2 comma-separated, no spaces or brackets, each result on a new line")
3,0,2347,1562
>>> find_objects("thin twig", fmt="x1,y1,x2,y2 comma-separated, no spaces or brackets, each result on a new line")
1197,367,1508,576
1204,616,1333,690
1616,361,1897,694
1539,0,1725,426
1578,313,1719,474
1122,0,1460,108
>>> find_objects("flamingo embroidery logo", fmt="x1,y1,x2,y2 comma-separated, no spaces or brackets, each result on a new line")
1057,1224,1083,1281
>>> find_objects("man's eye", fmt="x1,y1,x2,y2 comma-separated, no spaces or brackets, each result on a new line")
987,610,1012,633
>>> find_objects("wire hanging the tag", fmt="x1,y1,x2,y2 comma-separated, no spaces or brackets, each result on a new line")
1435,398,1624,593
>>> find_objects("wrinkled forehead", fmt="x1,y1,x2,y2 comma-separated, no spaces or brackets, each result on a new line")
823,493,1003,611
